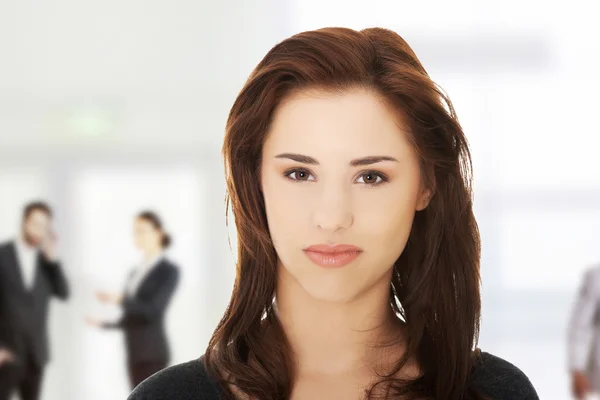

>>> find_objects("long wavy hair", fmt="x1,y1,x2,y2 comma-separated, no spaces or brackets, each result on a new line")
205,27,483,400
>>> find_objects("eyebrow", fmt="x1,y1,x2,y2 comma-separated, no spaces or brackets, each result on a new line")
274,153,398,166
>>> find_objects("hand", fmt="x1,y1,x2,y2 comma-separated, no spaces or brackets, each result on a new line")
572,371,591,399
41,231,58,262
95,290,123,305
85,316,103,327
0,347,15,367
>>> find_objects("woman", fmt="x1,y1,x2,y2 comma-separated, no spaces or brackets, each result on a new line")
129,28,539,399
90,211,179,389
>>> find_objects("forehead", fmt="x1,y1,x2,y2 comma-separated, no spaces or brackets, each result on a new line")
265,88,413,158
136,219,155,229
27,210,50,222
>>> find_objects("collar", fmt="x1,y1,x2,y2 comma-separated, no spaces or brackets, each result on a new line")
16,236,38,253
140,252,164,271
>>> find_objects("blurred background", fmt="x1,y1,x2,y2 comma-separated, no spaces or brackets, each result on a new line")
0,0,598,398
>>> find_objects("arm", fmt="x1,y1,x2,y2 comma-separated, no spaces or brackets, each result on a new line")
122,268,180,324
101,320,124,329
0,258,5,349
0,252,16,366
85,315,124,330
568,268,600,373
41,257,70,300
92,271,134,329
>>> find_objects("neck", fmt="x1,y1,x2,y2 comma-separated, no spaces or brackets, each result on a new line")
275,263,405,377
144,248,162,262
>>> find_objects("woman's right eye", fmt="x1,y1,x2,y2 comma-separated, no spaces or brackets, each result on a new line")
284,168,315,182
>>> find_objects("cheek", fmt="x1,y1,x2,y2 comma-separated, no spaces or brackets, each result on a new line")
354,186,419,250
262,176,311,252
356,206,415,247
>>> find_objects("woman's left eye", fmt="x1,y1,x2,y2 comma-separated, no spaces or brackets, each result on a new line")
356,171,387,185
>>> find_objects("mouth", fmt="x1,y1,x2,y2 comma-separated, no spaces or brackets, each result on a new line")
303,244,363,268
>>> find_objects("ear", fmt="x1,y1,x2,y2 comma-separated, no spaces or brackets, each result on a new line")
415,186,433,211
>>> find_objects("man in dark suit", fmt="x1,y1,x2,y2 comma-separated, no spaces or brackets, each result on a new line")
0,201,69,400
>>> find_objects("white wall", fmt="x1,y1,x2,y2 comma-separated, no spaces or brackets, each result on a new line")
0,0,290,152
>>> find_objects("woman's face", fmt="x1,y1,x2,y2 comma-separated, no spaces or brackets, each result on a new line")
134,218,162,253
260,88,430,303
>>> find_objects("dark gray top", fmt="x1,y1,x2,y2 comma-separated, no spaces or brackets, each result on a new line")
128,352,539,400
102,259,180,363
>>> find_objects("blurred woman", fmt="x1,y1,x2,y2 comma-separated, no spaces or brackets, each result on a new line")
89,211,179,389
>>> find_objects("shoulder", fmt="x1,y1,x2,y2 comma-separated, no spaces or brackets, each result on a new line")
156,259,180,280
582,264,600,283
0,241,13,261
470,352,539,400
160,259,179,274
575,264,600,296
128,357,222,400
0,241,12,253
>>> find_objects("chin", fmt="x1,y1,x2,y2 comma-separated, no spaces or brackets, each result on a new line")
279,260,376,304
300,279,361,304
28,238,42,247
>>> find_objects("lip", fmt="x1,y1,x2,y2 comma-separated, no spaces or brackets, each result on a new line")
303,244,363,268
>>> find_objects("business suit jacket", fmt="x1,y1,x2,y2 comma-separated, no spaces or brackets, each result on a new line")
104,259,179,364
0,241,69,368
568,264,600,389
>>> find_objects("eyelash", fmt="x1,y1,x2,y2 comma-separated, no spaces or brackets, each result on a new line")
283,168,389,186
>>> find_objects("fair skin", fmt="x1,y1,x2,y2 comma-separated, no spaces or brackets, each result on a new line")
572,371,590,399
260,88,430,398
0,348,14,367
86,218,164,326
23,209,57,261
0,209,57,367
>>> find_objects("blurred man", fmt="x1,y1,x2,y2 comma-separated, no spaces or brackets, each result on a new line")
0,202,69,400
569,265,600,399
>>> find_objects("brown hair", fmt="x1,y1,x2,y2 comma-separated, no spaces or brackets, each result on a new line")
206,27,483,400
23,201,52,221
137,211,172,249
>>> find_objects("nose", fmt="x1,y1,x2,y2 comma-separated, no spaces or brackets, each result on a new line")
311,184,354,233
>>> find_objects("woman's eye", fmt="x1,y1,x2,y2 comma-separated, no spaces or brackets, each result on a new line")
356,171,387,185
285,169,315,182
